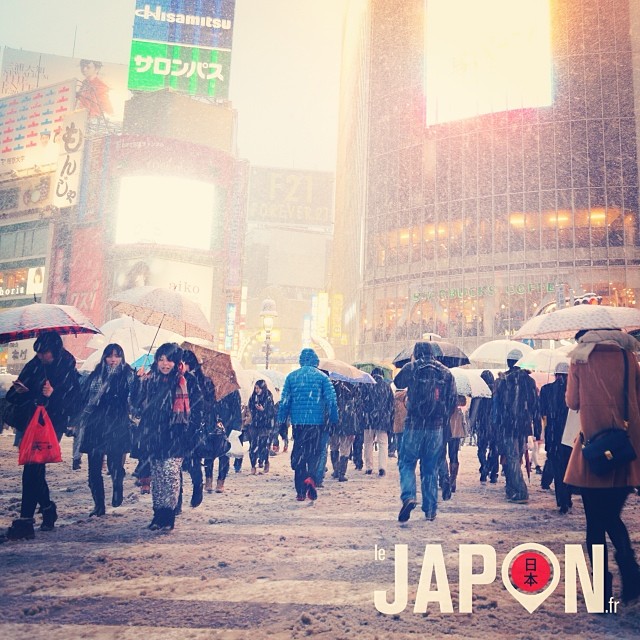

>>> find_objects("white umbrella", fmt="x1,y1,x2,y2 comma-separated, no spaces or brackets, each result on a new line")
515,347,571,373
513,305,640,340
86,316,181,364
449,367,492,398
318,358,376,384
238,368,281,404
468,339,534,367
108,286,214,342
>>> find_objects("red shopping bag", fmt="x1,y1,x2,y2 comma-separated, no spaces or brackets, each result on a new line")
18,405,62,465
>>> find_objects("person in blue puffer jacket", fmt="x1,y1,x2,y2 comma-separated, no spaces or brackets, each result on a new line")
277,348,339,502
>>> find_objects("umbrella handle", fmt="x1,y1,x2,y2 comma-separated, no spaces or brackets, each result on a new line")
145,314,166,366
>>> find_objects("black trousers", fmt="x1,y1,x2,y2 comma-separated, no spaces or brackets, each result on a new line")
20,463,51,518
582,487,633,577
477,434,499,480
548,446,572,509
88,452,125,506
291,425,323,496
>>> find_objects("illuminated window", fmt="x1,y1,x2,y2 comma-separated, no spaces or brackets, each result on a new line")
425,0,553,125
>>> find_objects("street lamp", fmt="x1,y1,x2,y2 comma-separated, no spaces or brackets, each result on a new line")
260,298,278,369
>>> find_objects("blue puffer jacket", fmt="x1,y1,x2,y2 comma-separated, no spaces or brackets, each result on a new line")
278,349,339,426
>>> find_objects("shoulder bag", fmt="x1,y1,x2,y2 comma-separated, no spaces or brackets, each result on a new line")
580,350,637,476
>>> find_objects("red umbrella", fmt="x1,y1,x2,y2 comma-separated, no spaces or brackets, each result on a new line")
0,303,101,344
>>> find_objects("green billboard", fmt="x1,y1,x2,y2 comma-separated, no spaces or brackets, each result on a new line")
128,40,231,98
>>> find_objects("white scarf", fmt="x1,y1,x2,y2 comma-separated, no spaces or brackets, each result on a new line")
568,329,639,363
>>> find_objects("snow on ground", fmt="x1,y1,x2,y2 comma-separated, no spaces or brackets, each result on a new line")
0,432,639,639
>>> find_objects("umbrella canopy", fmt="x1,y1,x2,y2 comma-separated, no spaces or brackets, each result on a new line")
182,341,241,402
238,368,281,404
468,339,534,367
86,316,182,365
0,303,101,344
108,286,214,342
515,347,571,373
130,352,155,372
261,369,287,395
318,358,376,384
392,341,470,369
513,304,640,340
352,362,394,380
449,367,492,398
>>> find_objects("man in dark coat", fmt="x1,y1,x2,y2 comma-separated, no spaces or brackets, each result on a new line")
362,367,394,477
4,331,80,540
329,379,360,481
468,370,498,483
492,349,541,504
394,342,457,522
539,361,572,513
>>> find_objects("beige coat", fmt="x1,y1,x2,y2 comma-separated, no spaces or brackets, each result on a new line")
393,389,407,433
564,343,640,488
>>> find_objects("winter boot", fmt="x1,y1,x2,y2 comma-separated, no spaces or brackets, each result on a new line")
615,550,640,604
39,501,58,532
338,456,349,482
139,476,151,494
205,476,214,493
450,463,460,493
264,460,270,473
89,476,106,516
283,442,289,453
148,509,161,531
112,479,124,508
330,450,340,479
160,508,175,532
191,483,204,508
215,479,225,493
6,518,35,541
441,475,452,501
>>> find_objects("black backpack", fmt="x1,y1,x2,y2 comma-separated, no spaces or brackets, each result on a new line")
410,361,449,421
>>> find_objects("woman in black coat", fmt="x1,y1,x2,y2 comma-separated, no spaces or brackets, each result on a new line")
77,343,135,516
131,343,203,531
4,331,80,540
247,380,275,474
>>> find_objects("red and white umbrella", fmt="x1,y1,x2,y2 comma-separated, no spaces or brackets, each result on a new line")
513,305,640,340
0,303,101,344
108,286,214,342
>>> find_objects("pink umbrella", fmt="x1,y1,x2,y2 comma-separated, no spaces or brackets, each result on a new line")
0,303,101,344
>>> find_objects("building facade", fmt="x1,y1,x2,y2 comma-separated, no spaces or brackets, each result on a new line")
332,0,640,362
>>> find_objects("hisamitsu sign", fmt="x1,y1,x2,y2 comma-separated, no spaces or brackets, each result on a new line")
129,0,236,98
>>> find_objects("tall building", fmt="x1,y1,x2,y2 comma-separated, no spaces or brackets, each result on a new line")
332,0,640,362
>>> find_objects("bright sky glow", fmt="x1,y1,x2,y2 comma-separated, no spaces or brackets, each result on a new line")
425,0,553,125
115,176,215,249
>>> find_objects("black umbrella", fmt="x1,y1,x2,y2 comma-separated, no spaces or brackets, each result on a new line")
392,341,470,369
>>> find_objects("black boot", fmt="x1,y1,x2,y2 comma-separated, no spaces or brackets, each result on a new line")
162,509,175,531
441,473,452,501
330,450,340,479
112,481,123,508
616,550,640,604
191,483,203,508
6,518,35,541
148,509,161,531
175,489,183,516
89,474,106,515
39,501,58,532
338,456,349,482
450,463,460,493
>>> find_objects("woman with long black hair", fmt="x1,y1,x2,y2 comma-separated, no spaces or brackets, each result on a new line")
77,343,135,516
247,380,275,474
131,343,202,531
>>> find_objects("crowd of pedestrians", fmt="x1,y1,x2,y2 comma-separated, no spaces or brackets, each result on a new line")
1,329,639,608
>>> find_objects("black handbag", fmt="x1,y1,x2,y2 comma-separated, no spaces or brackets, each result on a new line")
581,351,637,476
195,421,231,460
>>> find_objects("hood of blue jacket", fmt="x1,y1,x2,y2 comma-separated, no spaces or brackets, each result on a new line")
299,348,319,367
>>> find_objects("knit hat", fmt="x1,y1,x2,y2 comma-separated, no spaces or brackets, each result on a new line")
554,362,569,375
506,348,523,362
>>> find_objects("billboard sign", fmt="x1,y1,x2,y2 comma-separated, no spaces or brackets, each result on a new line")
0,47,128,125
0,80,75,175
247,167,334,226
129,0,236,99
53,110,87,208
